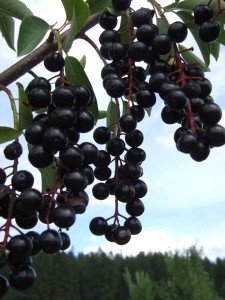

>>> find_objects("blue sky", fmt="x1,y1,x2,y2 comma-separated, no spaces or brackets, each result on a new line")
0,0,225,261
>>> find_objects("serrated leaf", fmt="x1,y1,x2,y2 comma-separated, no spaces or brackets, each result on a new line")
0,0,33,19
0,127,22,144
0,16,15,50
63,0,89,53
178,44,210,72
106,100,117,137
17,16,50,56
210,41,220,61
17,82,33,130
80,55,86,68
86,0,112,15
65,56,99,120
40,162,62,192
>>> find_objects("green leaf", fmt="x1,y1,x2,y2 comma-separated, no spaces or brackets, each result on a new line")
0,0,33,19
0,127,22,144
63,0,90,53
80,55,86,68
98,110,107,119
106,100,117,137
17,15,50,56
86,0,112,15
217,29,225,46
210,41,220,61
0,16,15,50
40,162,62,192
17,82,33,130
156,17,168,34
65,56,98,120
119,15,131,44
122,100,129,115
178,44,210,72
145,108,152,117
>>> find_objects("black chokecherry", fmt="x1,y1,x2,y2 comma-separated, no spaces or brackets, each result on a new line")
44,52,65,72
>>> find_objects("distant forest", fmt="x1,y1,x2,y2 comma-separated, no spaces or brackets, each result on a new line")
1,247,225,300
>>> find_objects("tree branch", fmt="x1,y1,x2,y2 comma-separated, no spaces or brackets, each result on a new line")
0,12,102,87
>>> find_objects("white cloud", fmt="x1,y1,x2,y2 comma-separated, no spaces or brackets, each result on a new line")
83,226,225,261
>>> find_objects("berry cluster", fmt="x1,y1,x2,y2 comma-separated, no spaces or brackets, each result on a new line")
0,51,98,295
194,4,221,43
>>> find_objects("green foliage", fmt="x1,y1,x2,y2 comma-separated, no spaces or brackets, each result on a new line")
0,126,22,144
0,0,32,19
106,100,117,137
17,16,51,56
63,0,90,53
0,16,15,50
124,268,155,300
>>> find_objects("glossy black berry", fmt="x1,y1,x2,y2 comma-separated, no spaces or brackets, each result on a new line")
63,170,88,192
106,137,125,156
166,89,188,111
105,78,126,98
75,110,95,133
27,87,51,109
28,144,54,168
161,106,183,124
27,76,51,92
60,145,84,169
127,42,148,62
124,217,142,234
9,265,36,291
79,142,99,165
52,204,76,228
113,226,131,245
18,188,43,213
190,142,210,162
11,170,34,191
99,11,117,30
52,86,75,107
25,231,41,255
114,183,135,203
94,167,111,181
132,7,154,27
126,198,145,216
92,183,110,200
24,122,46,145
42,127,68,152
125,129,144,147
176,132,198,154
4,141,23,160
194,5,213,25
93,126,111,144
7,234,33,261
152,34,172,55
51,107,77,129
199,103,222,125
39,229,62,254
73,85,92,107
119,114,137,133
44,52,65,72
130,105,145,122
99,30,119,45
199,20,221,43
168,21,188,43
136,89,156,108
206,124,225,147
89,217,108,235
